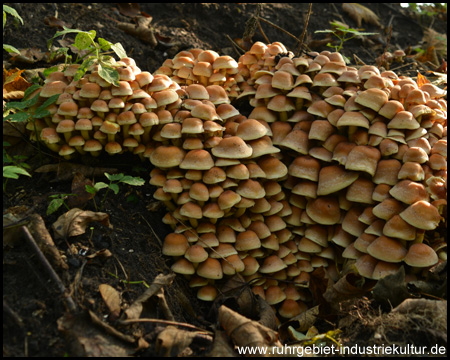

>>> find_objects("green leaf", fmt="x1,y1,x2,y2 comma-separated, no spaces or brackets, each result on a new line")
3,11,6,29
4,112,31,122
3,5,23,25
47,27,85,50
47,198,65,215
34,94,60,118
3,44,21,55
85,184,98,194
94,182,109,192
98,38,112,51
74,57,95,81
98,64,119,86
3,165,31,179
109,183,120,195
74,31,94,50
111,42,127,59
98,63,120,87
105,173,124,182
120,176,145,186
42,66,60,78
23,84,42,100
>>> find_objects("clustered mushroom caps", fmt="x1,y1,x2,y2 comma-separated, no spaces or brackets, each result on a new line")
28,42,447,320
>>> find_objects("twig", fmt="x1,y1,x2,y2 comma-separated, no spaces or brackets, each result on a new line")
390,62,417,72
353,54,366,65
296,3,313,56
117,318,214,335
257,18,270,44
21,226,77,312
226,34,245,56
258,16,300,44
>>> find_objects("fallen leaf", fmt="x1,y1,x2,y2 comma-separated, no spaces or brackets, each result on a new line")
3,66,32,100
57,312,135,357
52,208,112,239
323,272,373,309
218,305,282,352
116,16,157,47
99,284,121,319
124,273,176,320
9,47,46,64
68,172,95,208
116,3,142,18
3,209,68,270
372,266,412,308
416,72,431,87
155,326,198,357
342,3,381,28
286,305,319,333
43,15,72,30
206,329,239,357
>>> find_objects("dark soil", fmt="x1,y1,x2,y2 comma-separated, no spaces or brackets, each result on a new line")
3,3,447,357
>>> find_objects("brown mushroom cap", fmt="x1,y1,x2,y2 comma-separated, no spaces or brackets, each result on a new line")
366,236,407,263
403,243,439,267
162,233,189,256
389,180,429,204
317,165,359,196
211,136,253,159
259,255,287,273
185,244,209,263
399,200,442,230
180,149,215,170
354,88,388,112
150,146,186,168
306,197,341,225
197,258,223,280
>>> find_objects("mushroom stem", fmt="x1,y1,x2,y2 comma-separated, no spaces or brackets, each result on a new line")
189,218,199,228
81,130,91,141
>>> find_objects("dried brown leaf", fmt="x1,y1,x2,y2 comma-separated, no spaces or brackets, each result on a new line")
323,272,373,309
116,16,157,47
68,172,94,208
52,208,112,239
342,3,381,28
43,15,72,30
3,66,31,100
287,305,319,333
124,273,176,320
155,326,198,357
99,284,121,319
218,305,281,353
57,312,135,357
206,329,239,357
116,3,142,18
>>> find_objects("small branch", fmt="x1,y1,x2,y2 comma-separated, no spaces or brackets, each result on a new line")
117,318,214,335
258,16,300,44
257,18,270,44
226,34,245,56
296,3,313,56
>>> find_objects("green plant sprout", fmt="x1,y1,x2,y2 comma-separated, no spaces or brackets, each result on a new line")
3,141,31,191
47,193,77,215
85,172,145,211
4,83,60,122
3,5,23,55
315,21,378,55
46,28,128,86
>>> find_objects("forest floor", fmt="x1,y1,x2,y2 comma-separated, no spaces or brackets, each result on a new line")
3,3,447,357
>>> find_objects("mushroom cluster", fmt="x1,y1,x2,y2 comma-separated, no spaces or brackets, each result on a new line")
28,42,447,320
31,57,183,159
